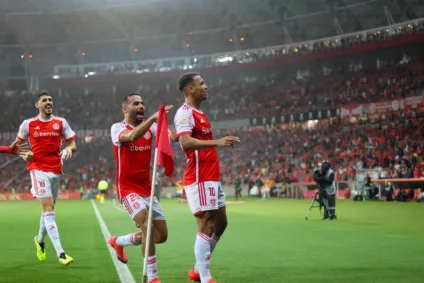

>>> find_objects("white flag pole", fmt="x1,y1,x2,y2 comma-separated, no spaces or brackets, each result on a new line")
142,148,159,283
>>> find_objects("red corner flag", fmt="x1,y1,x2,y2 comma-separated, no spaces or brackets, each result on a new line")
156,104,174,178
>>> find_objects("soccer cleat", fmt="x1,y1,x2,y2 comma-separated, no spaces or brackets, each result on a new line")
58,253,73,266
34,236,46,261
207,279,217,283
108,236,128,264
188,268,201,282
149,279,161,283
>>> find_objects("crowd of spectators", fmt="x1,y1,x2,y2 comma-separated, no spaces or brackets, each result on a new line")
2,105,424,194
2,51,424,133
54,19,424,78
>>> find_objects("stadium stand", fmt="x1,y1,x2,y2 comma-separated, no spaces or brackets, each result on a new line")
1,5,424,202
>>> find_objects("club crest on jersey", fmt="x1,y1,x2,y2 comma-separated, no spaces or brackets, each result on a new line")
53,123,60,130
133,202,141,210
144,132,151,140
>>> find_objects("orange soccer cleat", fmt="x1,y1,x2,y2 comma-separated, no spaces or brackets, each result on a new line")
188,268,201,282
108,236,128,264
149,279,161,283
207,279,216,283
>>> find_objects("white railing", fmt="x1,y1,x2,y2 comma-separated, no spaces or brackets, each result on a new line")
52,18,424,78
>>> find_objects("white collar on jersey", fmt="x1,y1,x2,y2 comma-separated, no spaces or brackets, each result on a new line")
184,103,203,114
38,115,53,122
122,120,135,129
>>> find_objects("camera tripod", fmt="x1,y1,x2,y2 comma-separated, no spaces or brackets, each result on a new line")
305,189,337,220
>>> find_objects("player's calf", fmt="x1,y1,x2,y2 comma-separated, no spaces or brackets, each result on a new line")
39,197,70,264
196,210,216,236
133,210,164,282
192,211,217,282
213,206,228,237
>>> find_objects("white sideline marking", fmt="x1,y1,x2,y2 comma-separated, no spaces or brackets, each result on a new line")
91,200,136,283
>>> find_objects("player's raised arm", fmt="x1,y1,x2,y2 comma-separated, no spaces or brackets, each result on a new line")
119,115,158,143
179,134,240,150
168,129,179,143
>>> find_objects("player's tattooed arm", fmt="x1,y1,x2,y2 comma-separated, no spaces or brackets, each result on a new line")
120,115,157,143
179,134,240,150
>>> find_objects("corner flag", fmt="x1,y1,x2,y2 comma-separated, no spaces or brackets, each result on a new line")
156,104,174,178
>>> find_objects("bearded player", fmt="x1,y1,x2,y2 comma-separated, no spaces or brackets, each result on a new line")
12,92,76,266
108,93,172,283
174,73,240,283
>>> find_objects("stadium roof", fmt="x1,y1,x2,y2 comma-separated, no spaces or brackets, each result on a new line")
0,0,423,62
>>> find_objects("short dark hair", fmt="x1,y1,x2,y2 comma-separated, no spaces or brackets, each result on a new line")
122,92,141,106
177,72,199,92
36,92,51,103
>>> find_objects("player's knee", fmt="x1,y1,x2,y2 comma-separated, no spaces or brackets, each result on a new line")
42,204,54,212
156,231,168,244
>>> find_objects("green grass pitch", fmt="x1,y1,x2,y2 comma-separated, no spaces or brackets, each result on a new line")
0,198,423,283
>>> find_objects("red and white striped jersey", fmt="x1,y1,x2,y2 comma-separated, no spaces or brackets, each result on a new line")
174,103,220,186
111,120,157,201
17,115,76,174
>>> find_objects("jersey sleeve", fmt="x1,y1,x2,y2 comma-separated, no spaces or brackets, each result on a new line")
62,119,76,141
17,120,29,141
174,109,194,137
111,123,127,146
150,122,157,137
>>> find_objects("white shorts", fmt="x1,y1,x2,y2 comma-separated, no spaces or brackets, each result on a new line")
121,193,166,221
184,181,226,215
30,170,61,200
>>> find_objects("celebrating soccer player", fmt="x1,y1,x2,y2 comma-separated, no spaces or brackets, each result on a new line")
174,73,240,283
108,93,172,283
12,92,76,266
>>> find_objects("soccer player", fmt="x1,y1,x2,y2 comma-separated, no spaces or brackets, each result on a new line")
174,72,240,283
108,93,172,283
11,92,76,266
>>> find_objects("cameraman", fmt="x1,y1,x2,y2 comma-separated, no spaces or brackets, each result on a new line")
312,160,336,220
234,175,244,201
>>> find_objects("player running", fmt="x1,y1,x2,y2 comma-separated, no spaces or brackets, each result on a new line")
108,93,172,283
174,72,240,283
11,92,76,266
